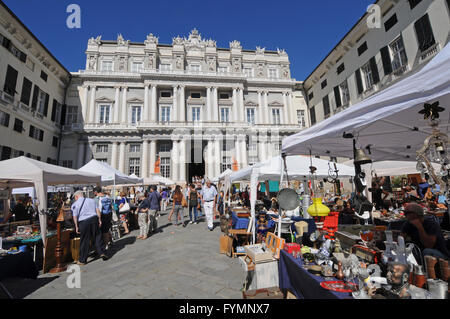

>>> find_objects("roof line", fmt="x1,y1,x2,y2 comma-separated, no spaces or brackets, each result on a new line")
0,0,71,77
303,0,380,86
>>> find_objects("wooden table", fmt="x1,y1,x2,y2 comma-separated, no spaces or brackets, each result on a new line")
228,229,252,258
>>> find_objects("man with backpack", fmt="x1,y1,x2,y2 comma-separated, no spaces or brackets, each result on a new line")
94,187,113,249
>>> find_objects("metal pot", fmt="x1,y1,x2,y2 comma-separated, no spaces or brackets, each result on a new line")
277,188,301,211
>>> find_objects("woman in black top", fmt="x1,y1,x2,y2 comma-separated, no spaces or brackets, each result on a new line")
188,184,199,224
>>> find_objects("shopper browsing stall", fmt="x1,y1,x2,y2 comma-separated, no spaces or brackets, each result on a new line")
94,187,113,249
136,192,150,240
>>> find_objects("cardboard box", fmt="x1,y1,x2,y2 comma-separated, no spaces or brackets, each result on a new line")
244,244,274,263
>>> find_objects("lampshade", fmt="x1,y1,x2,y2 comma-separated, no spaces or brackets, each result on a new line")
307,198,330,217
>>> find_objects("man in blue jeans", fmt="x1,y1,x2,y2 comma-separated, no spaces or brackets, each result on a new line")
147,185,161,235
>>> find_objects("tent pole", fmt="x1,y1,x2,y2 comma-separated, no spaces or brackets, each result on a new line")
278,155,285,238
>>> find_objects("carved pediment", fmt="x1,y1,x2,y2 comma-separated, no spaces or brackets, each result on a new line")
244,100,259,107
127,97,144,104
268,100,284,107
96,96,114,103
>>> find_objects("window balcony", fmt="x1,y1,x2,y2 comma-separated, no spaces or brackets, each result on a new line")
419,43,440,63
392,64,408,77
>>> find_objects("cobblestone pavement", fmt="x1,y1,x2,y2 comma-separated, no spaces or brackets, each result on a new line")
1,209,245,299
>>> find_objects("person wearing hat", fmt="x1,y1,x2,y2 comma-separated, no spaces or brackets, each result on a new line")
401,203,449,259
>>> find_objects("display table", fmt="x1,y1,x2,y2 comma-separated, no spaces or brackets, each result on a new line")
0,251,38,281
3,231,57,262
278,250,354,299
373,218,406,231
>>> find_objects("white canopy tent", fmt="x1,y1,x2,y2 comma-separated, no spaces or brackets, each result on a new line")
342,160,441,177
212,169,233,183
79,160,143,186
282,42,450,162
0,157,101,248
228,155,356,243
143,175,175,186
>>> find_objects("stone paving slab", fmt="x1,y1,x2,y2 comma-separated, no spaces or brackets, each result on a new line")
1,208,246,299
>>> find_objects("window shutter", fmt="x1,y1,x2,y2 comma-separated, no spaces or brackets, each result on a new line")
355,69,363,95
19,52,27,63
39,130,44,141
43,93,50,117
51,99,57,121
20,78,33,105
2,37,11,49
369,57,380,84
4,65,18,95
60,104,67,126
1,146,11,160
310,106,316,125
29,125,34,138
31,85,40,111
380,46,392,76
414,14,435,52
334,86,342,108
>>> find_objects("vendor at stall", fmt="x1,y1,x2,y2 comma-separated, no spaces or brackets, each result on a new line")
1,197,30,224
401,203,449,260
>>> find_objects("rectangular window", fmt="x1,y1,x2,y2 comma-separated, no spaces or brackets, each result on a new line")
131,105,142,124
13,118,23,133
99,105,110,124
96,158,108,163
190,64,201,72
323,95,330,117
131,62,143,73
159,143,171,153
339,80,350,106
160,158,170,178
272,108,281,125
390,36,408,71
221,156,232,172
190,92,201,99
220,108,230,123
1,146,12,161
4,65,18,96
384,14,398,32
96,144,108,153
161,91,171,98
37,90,48,115
161,106,171,122
29,125,44,141
362,62,374,90
408,0,422,9
62,160,73,168
218,66,228,73
321,79,327,89
51,100,62,123
20,78,33,106
219,93,230,99
52,136,58,148
337,63,345,75
0,110,10,127
310,106,316,125
246,108,255,124
297,110,306,128
192,107,201,122
66,105,78,125
358,42,368,56
243,67,253,77
101,61,113,72
129,144,141,153
129,158,141,176
414,13,436,52
160,63,171,71
308,92,314,101
40,71,48,82
268,68,277,78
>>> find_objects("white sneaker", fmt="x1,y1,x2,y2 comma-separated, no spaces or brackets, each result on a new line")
189,221,193,224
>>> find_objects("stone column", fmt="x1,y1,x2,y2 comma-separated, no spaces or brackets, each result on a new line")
234,137,241,171
263,91,269,124
171,139,179,182
77,141,86,168
82,85,89,122
213,87,219,122
119,142,126,173
84,142,93,163
142,140,149,178
206,87,211,122
282,92,288,125
121,87,128,124
238,88,245,123
172,85,178,122
111,142,118,169
232,88,238,122
240,137,248,168
259,134,267,162
207,139,214,179
151,85,157,122
179,138,186,183
114,86,120,123
179,85,185,122
214,137,221,177
258,91,263,124
288,92,295,125
149,140,156,174
88,85,96,123
143,84,150,122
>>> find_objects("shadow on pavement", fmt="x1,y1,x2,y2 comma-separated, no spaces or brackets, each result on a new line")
0,275,59,299
108,236,137,258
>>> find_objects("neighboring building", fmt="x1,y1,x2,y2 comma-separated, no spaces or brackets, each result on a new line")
0,1,71,164
61,29,306,182
305,0,450,126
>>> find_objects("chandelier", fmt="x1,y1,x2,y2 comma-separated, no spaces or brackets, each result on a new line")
416,102,450,193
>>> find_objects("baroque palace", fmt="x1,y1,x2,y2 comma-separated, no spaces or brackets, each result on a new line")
60,29,308,183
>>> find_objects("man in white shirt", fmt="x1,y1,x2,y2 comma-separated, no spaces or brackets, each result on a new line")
200,180,218,231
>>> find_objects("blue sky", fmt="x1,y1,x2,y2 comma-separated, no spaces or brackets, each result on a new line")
3,0,373,80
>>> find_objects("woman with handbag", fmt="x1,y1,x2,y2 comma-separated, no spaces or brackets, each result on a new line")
118,192,130,235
